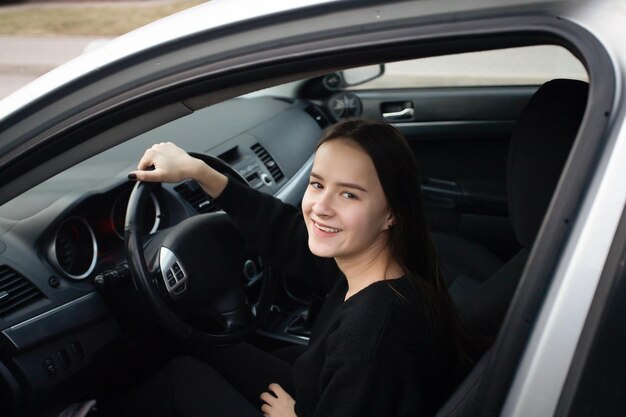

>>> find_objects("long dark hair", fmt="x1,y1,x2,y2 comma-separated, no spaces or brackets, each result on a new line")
317,118,472,382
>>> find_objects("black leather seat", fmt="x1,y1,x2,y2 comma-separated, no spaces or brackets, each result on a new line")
434,79,589,416
432,232,506,304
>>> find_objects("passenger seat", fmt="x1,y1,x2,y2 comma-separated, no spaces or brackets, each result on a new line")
434,78,589,417
435,78,589,339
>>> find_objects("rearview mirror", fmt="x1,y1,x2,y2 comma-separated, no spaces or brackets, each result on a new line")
341,65,385,86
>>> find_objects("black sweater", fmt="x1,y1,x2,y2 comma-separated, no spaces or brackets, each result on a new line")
214,178,453,417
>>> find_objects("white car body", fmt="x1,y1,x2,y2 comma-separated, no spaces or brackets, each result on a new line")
0,1,624,416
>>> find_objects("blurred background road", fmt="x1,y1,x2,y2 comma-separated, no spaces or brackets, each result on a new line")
0,36,108,98
0,0,203,100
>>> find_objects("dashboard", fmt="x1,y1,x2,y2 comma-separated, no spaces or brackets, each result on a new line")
0,95,327,407
48,187,166,282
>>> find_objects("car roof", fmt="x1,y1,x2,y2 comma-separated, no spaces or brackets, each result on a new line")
0,0,338,122
0,0,599,125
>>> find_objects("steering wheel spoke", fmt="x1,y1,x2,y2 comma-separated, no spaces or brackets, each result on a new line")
159,246,189,300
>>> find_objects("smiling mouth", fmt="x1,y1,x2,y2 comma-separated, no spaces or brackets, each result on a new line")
313,221,341,233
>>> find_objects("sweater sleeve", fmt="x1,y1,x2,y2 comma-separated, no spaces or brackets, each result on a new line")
212,176,337,292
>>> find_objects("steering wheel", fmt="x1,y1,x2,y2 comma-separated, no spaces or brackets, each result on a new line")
124,153,255,346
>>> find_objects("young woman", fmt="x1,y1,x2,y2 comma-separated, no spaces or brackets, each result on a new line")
117,119,467,417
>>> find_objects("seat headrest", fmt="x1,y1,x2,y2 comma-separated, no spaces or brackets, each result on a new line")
507,79,588,249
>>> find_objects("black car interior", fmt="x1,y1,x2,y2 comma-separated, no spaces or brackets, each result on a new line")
435,78,588,417
437,79,589,340
0,37,591,416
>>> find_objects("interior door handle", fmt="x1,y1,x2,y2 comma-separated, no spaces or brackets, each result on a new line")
382,107,414,121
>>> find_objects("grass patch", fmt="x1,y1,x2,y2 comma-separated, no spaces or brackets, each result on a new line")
0,0,206,36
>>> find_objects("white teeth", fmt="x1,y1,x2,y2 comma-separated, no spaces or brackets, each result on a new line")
314,222,340,233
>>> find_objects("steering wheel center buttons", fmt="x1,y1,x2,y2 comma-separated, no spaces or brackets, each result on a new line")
159,247,188,299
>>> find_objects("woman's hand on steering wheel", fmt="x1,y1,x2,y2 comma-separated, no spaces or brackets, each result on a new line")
129,142,228,198
129,142,197,182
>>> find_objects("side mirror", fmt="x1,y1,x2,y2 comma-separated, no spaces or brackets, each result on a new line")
341,64,385,86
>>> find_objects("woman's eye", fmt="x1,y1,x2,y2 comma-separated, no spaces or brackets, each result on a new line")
309,181,323,189
342,192,358,200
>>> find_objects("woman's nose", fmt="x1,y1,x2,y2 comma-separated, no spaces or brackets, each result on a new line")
312,192,334,217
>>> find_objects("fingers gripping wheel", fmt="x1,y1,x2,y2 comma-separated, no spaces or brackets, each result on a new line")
124,156,255,345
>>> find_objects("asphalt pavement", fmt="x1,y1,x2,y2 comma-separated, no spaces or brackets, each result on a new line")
0,36,110,99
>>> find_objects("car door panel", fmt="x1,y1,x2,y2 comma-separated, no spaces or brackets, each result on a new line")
353,86,537,260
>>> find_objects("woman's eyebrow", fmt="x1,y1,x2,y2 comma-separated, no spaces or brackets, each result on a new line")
310,171,368,193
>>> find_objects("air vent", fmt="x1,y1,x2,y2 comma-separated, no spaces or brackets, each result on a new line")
251,143,284,183
0,265,46,317
174,180,218,214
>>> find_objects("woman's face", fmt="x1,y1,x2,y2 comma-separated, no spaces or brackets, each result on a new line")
301,138,393,262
